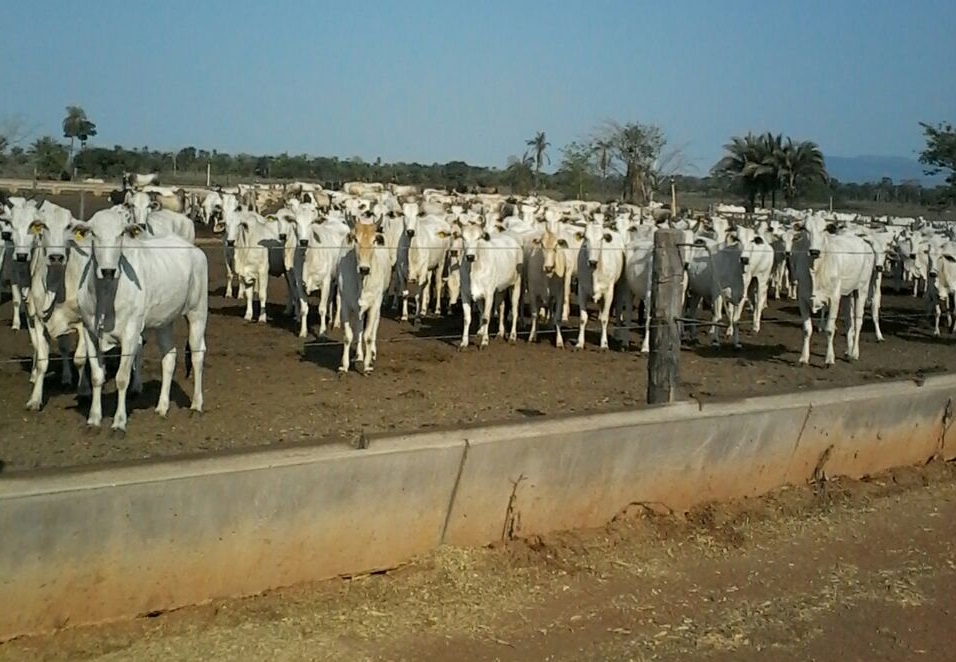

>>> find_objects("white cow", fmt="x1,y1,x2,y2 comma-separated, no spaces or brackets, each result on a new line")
23,202,94,409
337,221,392,374
458,224,524,349
2,198,44,331
400,202,451,321
619,234,655,353
683,237,746,348
729,225,775,334
121,191,196,243
575,222,625,350
226,208,297,323
75,208,207,432
289,203,350,338
791,214,876,365
927,240,956,336
525,226,570,348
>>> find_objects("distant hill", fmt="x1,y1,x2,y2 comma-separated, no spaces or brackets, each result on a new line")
825,155,945,186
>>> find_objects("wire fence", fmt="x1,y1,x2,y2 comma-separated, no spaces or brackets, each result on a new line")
0,305,947,367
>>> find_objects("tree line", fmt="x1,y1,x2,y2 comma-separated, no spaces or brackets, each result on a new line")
0,106,952,211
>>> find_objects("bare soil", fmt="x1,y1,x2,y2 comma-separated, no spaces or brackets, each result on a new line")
2,459,954,661
0,193,953,472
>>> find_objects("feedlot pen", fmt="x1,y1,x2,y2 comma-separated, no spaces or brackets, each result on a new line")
0,194,953,472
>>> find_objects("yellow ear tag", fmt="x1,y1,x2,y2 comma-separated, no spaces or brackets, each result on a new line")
74,229,85,240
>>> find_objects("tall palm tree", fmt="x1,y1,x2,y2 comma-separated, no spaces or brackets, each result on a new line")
711,133,765,211
524,131,550,190
62,105,97,173
777,138,828,206
757,132,784,208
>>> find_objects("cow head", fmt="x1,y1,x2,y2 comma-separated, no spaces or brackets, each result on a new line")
459,223,488,264
123,191,158,228
6,200,45,264
348,220,385,276
532,229,569,277
580,222,614,270
402,202,421,238
220,194,243,246
288,204,318,247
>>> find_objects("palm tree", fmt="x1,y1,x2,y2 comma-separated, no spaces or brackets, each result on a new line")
524,131,550,190
757,132,784,209
778,138,827,206
62,105,97,173
711,133,765,211
505,154,534,195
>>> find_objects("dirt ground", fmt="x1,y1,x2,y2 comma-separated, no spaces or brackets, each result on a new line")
2,459,954,661
0,193,954,472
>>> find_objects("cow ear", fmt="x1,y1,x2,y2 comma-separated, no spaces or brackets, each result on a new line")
266,214,277,222
557,238,568,248
792,221,804,231
435,230,449,238
753,235,764,244
825,223,838,234
602,232,612,242
29,220,47,235
149,200,161,211
481,231,491,241
943,254,956,263
125,223,147,238
531,237,541,245
374,233,385,246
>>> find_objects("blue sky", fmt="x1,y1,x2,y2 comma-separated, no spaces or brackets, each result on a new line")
2,0,953,172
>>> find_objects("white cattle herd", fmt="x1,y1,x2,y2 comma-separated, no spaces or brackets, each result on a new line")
1,179,954,432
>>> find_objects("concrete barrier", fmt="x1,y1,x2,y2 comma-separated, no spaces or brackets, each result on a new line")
1,376,954,640
0,437,466,638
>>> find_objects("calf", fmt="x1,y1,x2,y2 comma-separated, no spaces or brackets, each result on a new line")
729,225,774,334
75,208,207,432
227,208,296,323
400,202,451,321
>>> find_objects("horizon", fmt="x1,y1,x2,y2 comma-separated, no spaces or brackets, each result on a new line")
2,1,953,173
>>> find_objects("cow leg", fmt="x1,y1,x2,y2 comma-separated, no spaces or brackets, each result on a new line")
871,275,884,342
554,295,565,349
710,297,723,347
339,316,353,373
824,301,838,366
799,301,813,364
354,307,367,370
850,291,866,361
130,338,144,396
729,302,741,349
401,293,410,322
421,272,433,320
527,293,538,343
433,265,444,316
26,329,49,411
575,287,588,350
460,299,472,350
57,335,73,387
11,283,21,331
75,326,91,398
508,278,521,343
154,326,176,418
562,273,572,323
368,303,382,367
598,294,612,350
317,277,330,336
257,271,270,324
225,263,234,299
85,330,105,427
284,272,297,319
495,293,506,340
754,279,768,334
186,316,206,413
480,296,494,348
299,287,311,339
331,285,341,330
243,278,255,322
111,337,138,432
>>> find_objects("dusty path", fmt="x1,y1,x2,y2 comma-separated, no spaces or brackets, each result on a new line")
3,460,954,661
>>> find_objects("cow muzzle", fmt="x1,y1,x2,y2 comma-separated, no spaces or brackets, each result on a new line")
466,254,476,263
587,259,598,268
929,269,938,278
909,253,917,260
405,229,415,238
14,252,29,262
544,266,554,275
1,231,10,241
808,249,821,259
784,251,791,258
98,268,118,280
740,256,750,266
298,239,308,248
875,265,884,273
358,265,370,276
226,240,236,247
48,253,65,265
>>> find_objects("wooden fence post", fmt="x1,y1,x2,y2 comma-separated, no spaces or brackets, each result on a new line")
647,228,682,405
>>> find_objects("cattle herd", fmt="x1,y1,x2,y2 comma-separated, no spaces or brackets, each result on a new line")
1,176,954,433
